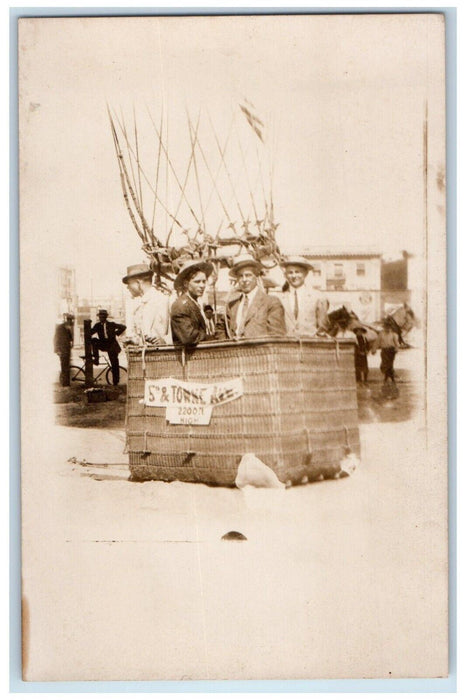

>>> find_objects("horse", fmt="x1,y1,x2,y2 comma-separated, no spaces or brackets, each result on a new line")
323,302,416,348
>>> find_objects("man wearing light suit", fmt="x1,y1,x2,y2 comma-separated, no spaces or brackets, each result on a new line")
216,255,286,340
280,256,329,336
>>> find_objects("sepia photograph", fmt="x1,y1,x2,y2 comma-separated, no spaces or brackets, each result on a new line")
18,12,448,683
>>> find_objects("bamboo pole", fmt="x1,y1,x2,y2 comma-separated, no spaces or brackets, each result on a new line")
207,110,246,223
146,106,202,228
119,110,143,219
110,108,183,239
234,118,260,229
109,113,147,244
112,112,154,245
203,115,234,215
186,108,206,236
150,107,164,233
166,112,202,244
133,107,146,237
192,118,233,223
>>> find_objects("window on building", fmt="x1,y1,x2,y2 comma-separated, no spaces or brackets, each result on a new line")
356,262,366,276
334,263,344,278
313,263,321,276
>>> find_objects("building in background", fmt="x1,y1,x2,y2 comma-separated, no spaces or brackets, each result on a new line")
281,247,383,323
57,267,78,319
381,250,413,313
57,267,78,343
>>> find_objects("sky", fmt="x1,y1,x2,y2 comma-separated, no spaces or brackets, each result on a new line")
18,14,445,300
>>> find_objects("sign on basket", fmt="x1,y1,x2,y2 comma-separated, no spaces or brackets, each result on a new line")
144,377,244,425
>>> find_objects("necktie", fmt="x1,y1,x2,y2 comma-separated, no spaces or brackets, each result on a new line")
236,294,249,337
103,322,108,339
293,290,299,320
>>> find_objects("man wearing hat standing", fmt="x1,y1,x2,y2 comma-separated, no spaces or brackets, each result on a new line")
170,259,214,346
54,313,74,386
122,263,171,346
90,310,126,385
372,318,400,386
353,326,370,384
280,256,329,336
216,255,286,340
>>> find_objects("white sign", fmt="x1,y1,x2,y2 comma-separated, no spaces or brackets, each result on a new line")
144,377,244,425
165,404,213,425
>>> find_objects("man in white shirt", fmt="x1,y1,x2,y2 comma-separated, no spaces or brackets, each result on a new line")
280,256,329,336
122,264,171,345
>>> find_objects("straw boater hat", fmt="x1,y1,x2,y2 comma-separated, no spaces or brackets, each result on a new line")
280,255,314,271
229,254,263,277
174,258,214,291
122,263,153,284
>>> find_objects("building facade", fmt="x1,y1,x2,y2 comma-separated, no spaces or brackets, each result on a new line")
57,267,78,319
282,247,383,323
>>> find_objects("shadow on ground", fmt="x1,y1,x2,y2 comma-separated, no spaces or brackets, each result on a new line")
357,369,422,424
54,384,127,428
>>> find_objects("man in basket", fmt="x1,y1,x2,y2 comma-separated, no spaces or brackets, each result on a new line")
122,263,172,346
216,254,286,340
279,256,329,336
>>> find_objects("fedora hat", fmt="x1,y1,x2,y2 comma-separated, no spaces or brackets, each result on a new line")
122,263,153,284
174,259,214,291
280,255,314,271
230,254,263,277
97,309,108,316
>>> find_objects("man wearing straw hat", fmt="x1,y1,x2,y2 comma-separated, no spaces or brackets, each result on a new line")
216,254,286,340
170,258,214,346
280,256,329,336
122,263,171,346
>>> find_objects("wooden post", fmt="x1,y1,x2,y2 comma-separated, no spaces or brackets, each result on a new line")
83,320,94,388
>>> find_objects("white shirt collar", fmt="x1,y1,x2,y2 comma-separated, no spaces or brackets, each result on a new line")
289,282,306,297
187,292,201,307
241,284,259,304
141,285,157,303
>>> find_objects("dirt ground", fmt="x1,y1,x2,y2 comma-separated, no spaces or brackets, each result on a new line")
22,347,447,681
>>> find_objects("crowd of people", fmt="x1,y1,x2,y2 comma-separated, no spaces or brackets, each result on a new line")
54,253,401,388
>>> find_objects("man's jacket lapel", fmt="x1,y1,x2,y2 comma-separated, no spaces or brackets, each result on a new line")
243,289,266,327
186,295,206,330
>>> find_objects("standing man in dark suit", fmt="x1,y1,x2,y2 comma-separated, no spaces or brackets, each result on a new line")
54,313,74,386
90,309,126,385
170,259,213,347
216,255,286,340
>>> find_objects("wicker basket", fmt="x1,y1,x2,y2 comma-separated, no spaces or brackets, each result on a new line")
126,338,360,486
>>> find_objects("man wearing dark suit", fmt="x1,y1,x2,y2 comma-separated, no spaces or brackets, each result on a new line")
216,255,286,340
90,309,126,385
54,314,74,386
170,260,213,346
